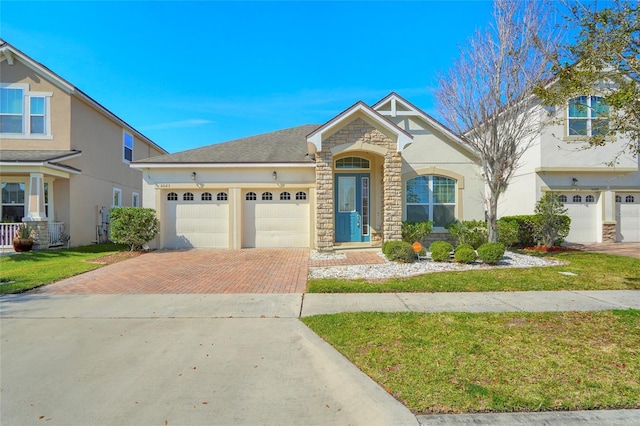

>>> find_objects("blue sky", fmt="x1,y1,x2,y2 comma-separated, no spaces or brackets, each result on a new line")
2,1,497,153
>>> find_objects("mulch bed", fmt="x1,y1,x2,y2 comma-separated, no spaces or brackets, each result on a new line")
86,251,145,265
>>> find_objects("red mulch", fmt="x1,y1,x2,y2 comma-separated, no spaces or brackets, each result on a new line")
87,251,145,265
522,246,574,253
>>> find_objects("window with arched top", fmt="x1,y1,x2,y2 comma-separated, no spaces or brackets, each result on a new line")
558,194,567,203
296,191,307,200
167,192,178,201
405,175,456,227
201,192,212,201
246,192,256,201
280,192,291,200
626,195,635,203
262,192,273,201
217,192,228,201
585,195,595,203
183,192,194,201
615,195,622,203
335,157,370,169
572,195,582,203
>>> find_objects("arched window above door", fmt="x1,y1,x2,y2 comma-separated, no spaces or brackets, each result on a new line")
335,157,370,169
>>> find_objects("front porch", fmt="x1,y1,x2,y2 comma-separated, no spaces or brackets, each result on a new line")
0,221,68,251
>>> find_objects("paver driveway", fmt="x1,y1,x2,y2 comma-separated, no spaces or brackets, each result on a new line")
38,248,309,294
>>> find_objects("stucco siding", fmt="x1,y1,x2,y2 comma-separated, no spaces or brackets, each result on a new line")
0,60,72,150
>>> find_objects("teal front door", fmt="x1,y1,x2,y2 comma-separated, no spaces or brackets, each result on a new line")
335,174,370,242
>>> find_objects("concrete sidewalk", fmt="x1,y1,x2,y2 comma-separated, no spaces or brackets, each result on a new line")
2,291,639,425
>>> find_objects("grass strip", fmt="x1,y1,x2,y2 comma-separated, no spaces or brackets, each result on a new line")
0,244,127,294
303,310,640,414
308,251,640,293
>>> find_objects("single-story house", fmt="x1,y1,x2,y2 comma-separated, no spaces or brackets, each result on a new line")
132,93,486,250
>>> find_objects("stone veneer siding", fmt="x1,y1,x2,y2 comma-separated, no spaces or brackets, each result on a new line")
602,222,616,243
315,118,403,251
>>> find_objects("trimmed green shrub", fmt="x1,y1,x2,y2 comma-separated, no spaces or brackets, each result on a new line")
477,242,505,264
496,219,519,248
109,207,159,251
446,220,488,249
401,221,433,244
499,215,537,247
382,241,415,263
454,244,477,264
429,241,453,262
533,193,571,247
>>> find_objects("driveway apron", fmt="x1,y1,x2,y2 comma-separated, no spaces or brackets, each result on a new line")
37,248,309,294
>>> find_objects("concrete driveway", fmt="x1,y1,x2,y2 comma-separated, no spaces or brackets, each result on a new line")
0,293,417,426
37,248,309,294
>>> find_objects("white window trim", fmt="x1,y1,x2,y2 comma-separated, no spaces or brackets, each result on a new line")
123,130,134,163
567,95,608,138
132,192,140,207
113,188,122,208
0,83,53,139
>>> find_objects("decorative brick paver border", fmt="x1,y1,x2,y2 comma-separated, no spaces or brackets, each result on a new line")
309,251,386,267
39,248,309,294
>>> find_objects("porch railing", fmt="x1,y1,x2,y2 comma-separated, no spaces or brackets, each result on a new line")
0,222,67,249
48,222,66,247
0,223,21,248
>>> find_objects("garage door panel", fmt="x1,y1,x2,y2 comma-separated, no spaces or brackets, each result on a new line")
564,198,597,243
617,195,640,242
164,196,229,249
243,198,309,248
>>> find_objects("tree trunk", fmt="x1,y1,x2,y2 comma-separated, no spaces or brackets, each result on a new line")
487,192,499,243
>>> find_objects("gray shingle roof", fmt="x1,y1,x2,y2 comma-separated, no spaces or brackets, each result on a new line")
0,150,81,162
136,124,320,164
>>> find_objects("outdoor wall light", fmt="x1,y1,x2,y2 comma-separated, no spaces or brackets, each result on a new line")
272,171,277,181
191,171,197,181
572,177,578,186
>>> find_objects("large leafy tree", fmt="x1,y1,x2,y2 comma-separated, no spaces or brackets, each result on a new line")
535,0,640,157
436,0,559,242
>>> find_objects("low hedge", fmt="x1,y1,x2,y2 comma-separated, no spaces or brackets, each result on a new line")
499,215,537,247
429,241,453,262
382,241,415,263
454,243,477,264
477,242,505,264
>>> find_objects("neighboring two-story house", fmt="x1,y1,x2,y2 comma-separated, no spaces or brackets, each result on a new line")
0,40,167,248
499,95,640,243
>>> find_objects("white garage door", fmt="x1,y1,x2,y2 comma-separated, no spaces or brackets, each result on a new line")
164,191,229,248
561,193,598,243
616,194,640,242
243,190,310,248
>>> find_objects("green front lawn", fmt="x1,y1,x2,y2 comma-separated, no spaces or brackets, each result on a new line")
303,310,640,414
0,244,128,294
308,251,640,293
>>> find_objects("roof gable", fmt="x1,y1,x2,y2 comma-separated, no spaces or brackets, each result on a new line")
373,92,478,158
306,101,413,153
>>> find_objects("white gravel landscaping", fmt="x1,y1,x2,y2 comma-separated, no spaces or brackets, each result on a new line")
308,250,563,280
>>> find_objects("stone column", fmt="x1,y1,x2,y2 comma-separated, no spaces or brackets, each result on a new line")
382,151,403,242
315,152,334,251
25,220,50,250
602,190,617,243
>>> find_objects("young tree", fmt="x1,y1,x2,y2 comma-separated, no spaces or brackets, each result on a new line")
109,207,159,251
533,193,570,247
435,0,559,242
535,0,639,157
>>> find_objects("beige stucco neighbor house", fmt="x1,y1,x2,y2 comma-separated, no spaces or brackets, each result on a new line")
498,95,640,243
0,40,167,248
133,93,486,250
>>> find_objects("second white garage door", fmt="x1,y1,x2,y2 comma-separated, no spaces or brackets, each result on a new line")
243,190,310,248
616,194,640,242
